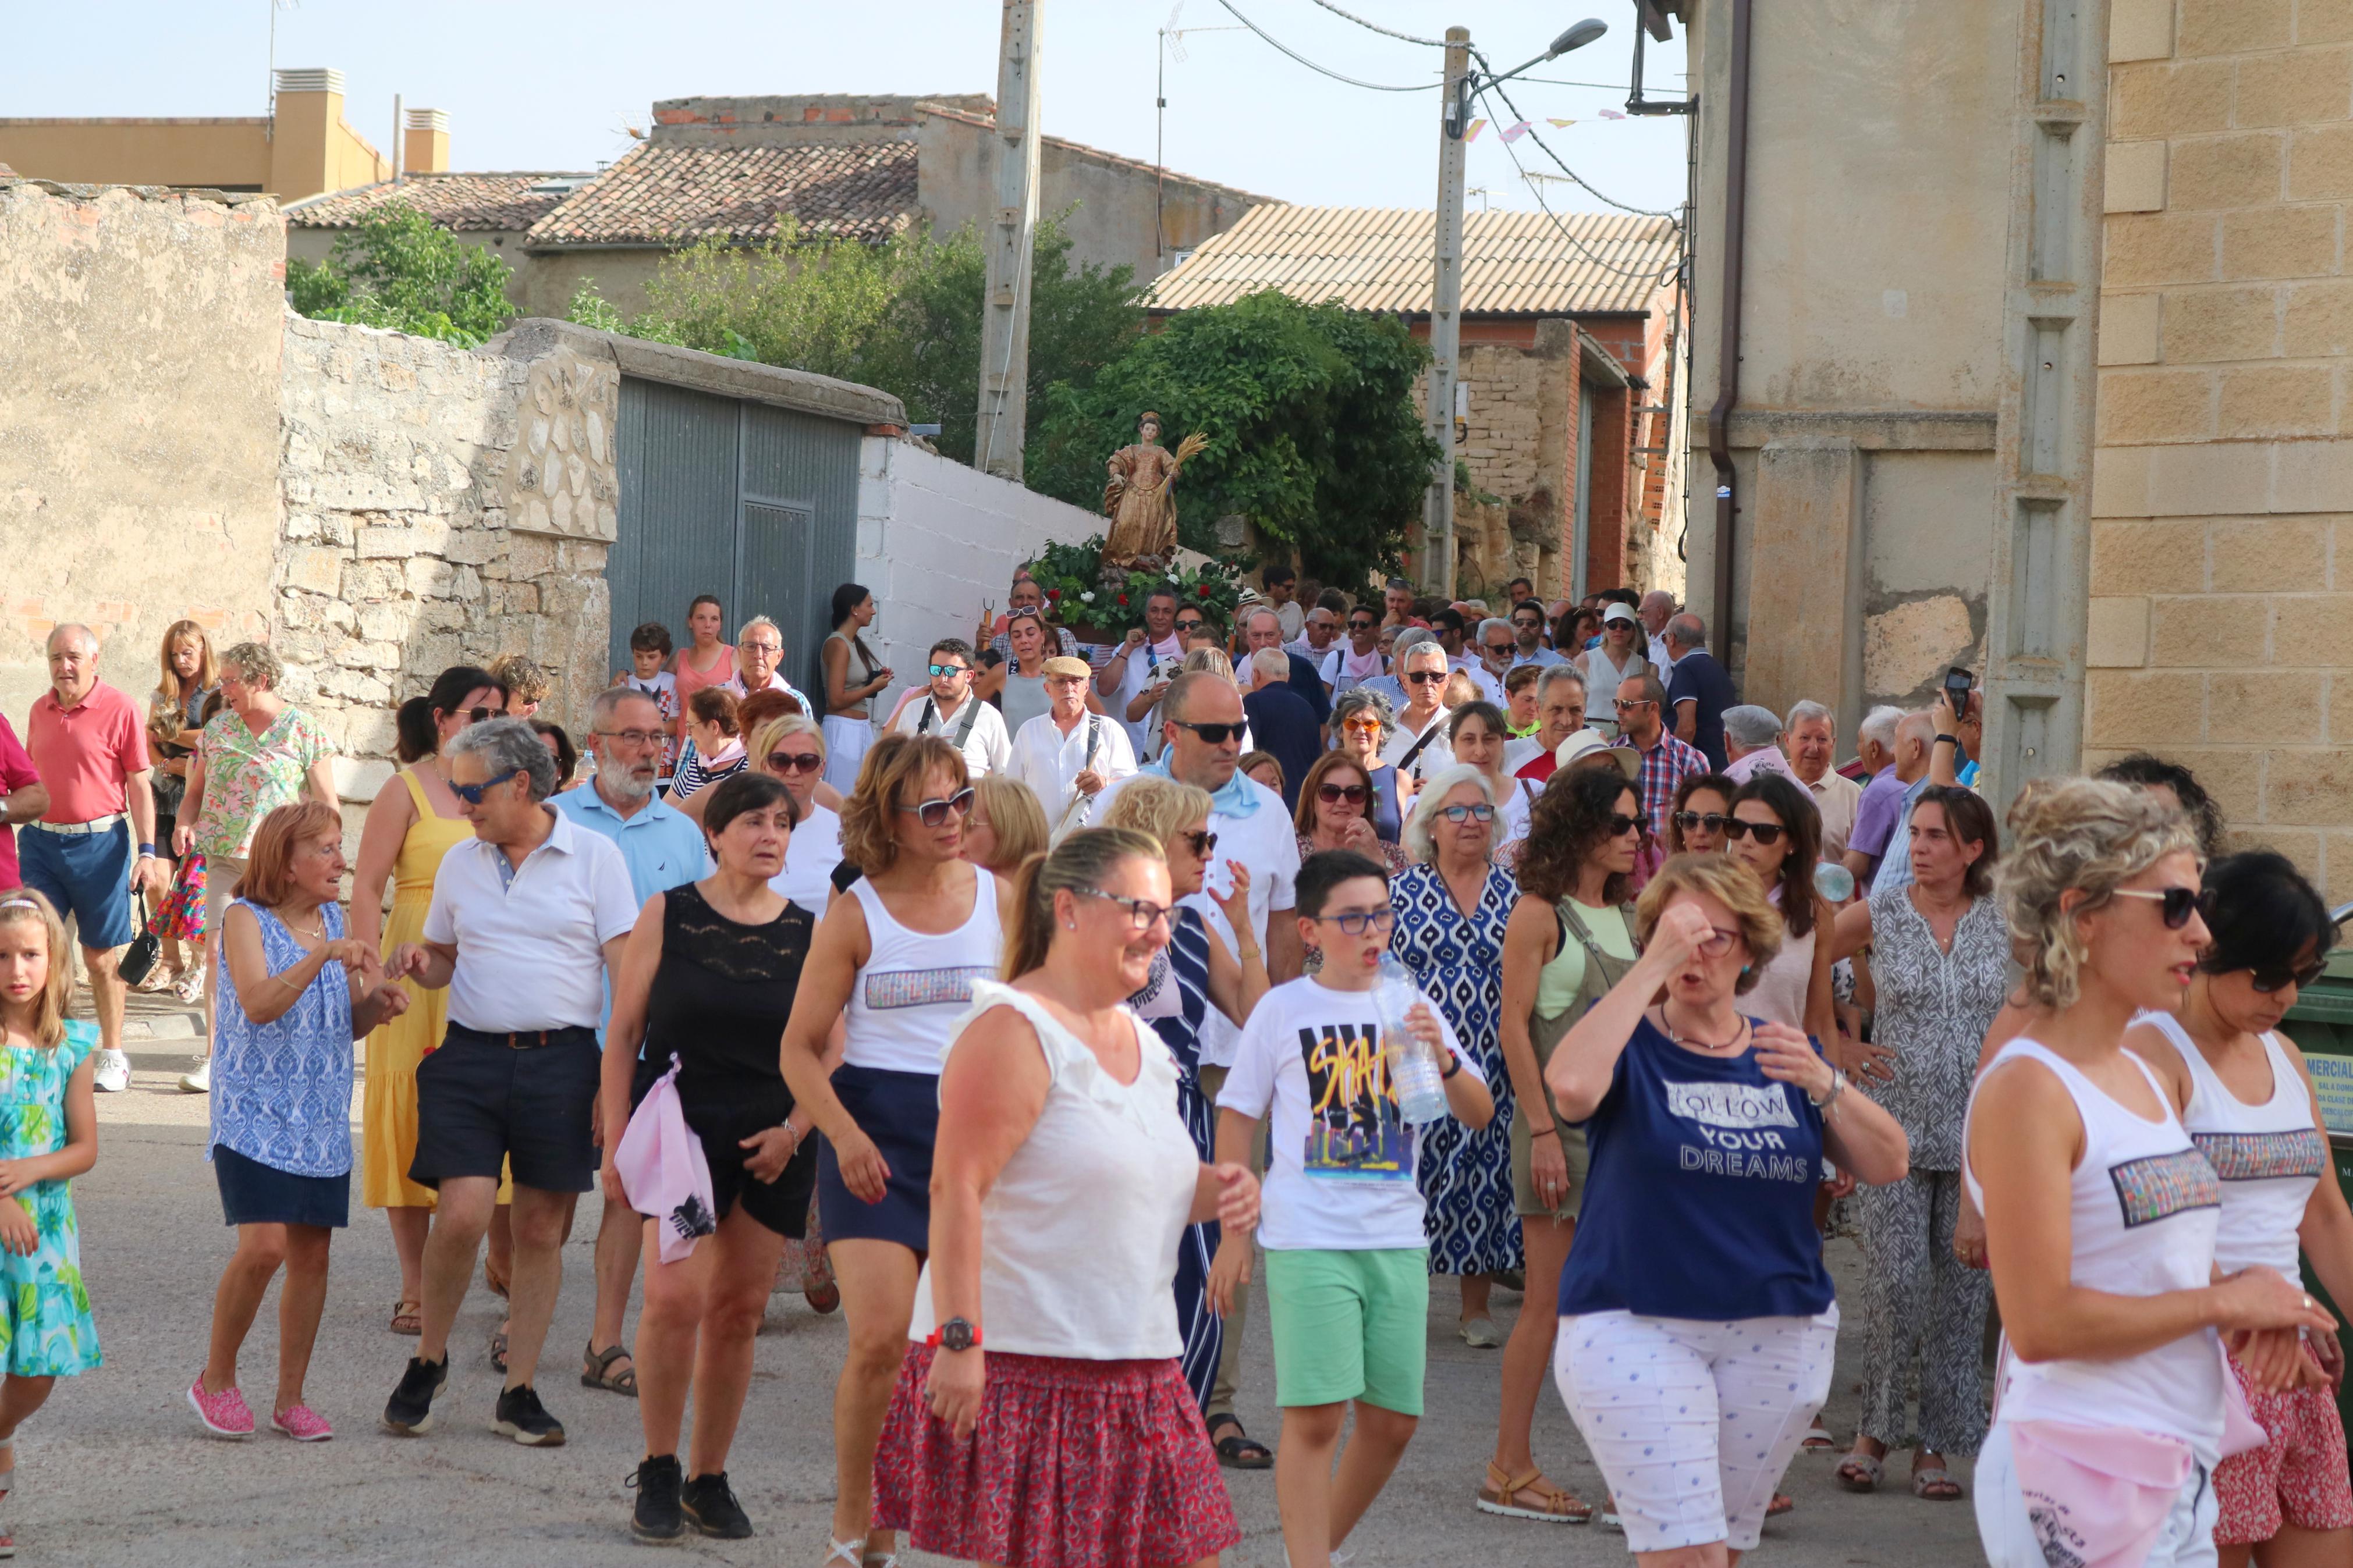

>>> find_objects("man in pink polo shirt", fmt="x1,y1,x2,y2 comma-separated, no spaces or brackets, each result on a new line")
22,624,165,1093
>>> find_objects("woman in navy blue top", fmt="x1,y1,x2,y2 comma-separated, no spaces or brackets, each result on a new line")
1543,853,1909,1560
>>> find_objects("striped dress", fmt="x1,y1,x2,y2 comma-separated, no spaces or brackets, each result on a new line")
1127,906,1221,1409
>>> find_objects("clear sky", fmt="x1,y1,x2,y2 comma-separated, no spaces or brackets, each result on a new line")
0,1,1690,218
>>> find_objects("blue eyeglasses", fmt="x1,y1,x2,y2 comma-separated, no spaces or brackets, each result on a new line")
448,767,523,805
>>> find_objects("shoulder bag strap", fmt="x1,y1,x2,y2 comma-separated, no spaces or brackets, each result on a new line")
953,697,982,748
1394,712,1446,774
916,698,939,735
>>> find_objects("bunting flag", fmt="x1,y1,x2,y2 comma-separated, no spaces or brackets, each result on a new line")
1547,117,1575,127
1598,108,1627,120
1463,117,1487,141
1499,119,1533,143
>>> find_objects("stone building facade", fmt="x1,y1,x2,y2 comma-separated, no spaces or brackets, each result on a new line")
274,316,616,797
2086,0,2353,894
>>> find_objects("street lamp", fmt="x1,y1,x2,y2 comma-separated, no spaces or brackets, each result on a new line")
1444,17,1609,140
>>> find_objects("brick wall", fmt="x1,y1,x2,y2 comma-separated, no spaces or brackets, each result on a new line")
2088,0,2353,893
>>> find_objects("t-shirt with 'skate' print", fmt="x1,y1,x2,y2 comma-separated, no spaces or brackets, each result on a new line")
1215,974,1479,1253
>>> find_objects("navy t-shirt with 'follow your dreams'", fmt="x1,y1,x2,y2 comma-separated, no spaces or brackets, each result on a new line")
1557,1015,1835,1321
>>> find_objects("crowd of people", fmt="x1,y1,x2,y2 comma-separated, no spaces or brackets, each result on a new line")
0,563,2341,1568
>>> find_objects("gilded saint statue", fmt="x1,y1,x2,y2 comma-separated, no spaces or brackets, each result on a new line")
1100,411,1208,570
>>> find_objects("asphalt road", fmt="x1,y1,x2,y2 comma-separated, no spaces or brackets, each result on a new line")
25,994,1985,1566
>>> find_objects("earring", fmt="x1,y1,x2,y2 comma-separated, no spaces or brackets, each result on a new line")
1064,920,1077,931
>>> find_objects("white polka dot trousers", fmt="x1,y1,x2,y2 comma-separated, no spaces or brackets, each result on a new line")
1555,1305,1840,1554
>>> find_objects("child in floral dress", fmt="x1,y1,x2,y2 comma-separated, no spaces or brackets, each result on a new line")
0,889,102,1554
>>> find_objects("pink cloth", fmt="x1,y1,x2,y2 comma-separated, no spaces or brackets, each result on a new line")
614,1057,716,1264
2007,1420,2192,1568
1723,745,1797,785
26,681,144,824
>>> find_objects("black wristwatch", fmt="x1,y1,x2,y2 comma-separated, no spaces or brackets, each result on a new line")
931,1316,981,1353
1439,1049,1463,1080
1934,734,1961,747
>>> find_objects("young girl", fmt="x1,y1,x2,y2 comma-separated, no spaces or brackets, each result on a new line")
0,890,102,1551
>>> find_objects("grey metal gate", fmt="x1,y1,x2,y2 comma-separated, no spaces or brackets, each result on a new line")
607,376,863,690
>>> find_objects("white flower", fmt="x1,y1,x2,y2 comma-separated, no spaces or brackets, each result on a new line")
1079,590,1096,603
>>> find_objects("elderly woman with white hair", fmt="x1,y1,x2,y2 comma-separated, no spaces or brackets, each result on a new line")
173,641,339,1092
1389,764,1522,1344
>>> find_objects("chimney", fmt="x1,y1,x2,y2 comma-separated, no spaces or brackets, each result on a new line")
404,107,450,175
268,67,347,200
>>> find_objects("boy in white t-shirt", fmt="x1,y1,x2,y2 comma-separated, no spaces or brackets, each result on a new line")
619,621,682,789
1211,849,1493,1568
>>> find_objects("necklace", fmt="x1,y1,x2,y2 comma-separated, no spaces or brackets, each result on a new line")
1666,1012,1749,1053
284,908,328,941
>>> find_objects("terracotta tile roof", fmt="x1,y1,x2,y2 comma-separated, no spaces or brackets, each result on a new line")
523,141,917,249
284,171,591,232
1148,204,1679,317
913,99,1270,205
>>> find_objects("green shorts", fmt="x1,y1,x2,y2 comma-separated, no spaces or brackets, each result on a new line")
1263,1246,1429,1415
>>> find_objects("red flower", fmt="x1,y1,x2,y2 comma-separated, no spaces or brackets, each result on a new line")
1046,588,1062,600
1117,593,1130,606
1197,584,1213,597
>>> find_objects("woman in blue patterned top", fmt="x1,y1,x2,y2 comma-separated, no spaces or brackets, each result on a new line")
1101,776,1268,1411
190,802,413,1443
1389,765,1522,1347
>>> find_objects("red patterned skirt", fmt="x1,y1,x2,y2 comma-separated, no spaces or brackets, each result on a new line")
873,1343,1240,1568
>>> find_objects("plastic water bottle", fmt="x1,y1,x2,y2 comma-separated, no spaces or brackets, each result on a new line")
1377,954,1449,1125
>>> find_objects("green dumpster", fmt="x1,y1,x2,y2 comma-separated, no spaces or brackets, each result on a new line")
2276,930,2353,1451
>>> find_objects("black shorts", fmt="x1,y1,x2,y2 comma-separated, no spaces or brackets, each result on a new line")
411,1026,601,1194
629,1064,817,1240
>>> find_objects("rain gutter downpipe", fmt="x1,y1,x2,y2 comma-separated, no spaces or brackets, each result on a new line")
1705,0,1752,641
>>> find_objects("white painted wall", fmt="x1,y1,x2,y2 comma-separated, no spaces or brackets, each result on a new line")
853,436,1103,726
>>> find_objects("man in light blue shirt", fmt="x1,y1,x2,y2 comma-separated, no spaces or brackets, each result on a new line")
546,685,711,1396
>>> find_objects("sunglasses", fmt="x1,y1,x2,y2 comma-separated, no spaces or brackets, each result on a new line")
463,706,499,726
2112,886,2217,930
1175,617,1205,631
896,787,977,827
1318,782,1370,805
928,663,971,678
2244,958,2328,994
1075,886,1173,933
449,767,523,805
1723,819,1787,846
1314,906,1399,936
1348,618,1378,631
1406,671,1446,686
1341,716,1385,732
765,750,825,775
1005,606,1044,621
1674,811,1729,834
1607,813,1645,837
1613,697,1656,711
1172,720,1245,745
1439,803,1496,824
1181,829,1220,858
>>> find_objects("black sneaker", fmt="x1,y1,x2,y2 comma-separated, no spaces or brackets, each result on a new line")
680,1470,754,1539
627,1454,684,1543
382,1354,448,1436
492,1383,567,1447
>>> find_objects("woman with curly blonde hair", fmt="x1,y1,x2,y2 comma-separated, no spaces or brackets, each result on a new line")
1967,778,2335,1568
778,732,1010,1568
1545,852,1910,1560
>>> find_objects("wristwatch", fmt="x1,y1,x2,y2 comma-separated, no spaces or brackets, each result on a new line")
1439,1049,1464,1080
929,1316,981,1353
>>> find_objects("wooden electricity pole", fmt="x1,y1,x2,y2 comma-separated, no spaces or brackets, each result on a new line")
975,1,1044,482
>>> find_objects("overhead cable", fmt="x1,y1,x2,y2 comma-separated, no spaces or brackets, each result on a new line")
1210,0,1438,91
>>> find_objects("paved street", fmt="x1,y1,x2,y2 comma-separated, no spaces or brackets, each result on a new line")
29,994,1982,1566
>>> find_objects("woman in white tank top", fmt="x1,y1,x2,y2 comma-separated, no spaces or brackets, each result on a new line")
1967,781,2333,1568
2124,849,2353,1566
780,733,1009,1568
870,827,1259,1568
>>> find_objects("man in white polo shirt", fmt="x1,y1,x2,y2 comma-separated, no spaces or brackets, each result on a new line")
1091,670,1301,1463
382,717,638,1449
886,637,1010,777
1009,656,1137,839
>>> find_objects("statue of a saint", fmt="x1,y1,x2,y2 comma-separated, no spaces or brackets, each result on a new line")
1101,412,1207,570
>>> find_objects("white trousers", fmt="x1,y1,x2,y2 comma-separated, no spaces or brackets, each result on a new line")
821,714,873,795
1555,1306,1839,1553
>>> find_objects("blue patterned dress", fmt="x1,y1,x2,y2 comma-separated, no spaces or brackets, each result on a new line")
0,1020,100,1375
1128,905,1221,1409
1390,862,1524,1275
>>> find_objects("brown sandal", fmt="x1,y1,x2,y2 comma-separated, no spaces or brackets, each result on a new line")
581,1341,638,1396
1476,1461,1592,1523
389,1299,421,1336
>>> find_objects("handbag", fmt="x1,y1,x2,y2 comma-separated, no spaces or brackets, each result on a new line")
116,891,162,989
613,1054,717,1263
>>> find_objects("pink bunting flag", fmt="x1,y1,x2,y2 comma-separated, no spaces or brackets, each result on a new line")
1499,119,1533,143
1599,109,1627,120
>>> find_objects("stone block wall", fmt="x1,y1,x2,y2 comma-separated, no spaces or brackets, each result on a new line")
274,315,615,799
2089,0,2353,895
0,180,283,719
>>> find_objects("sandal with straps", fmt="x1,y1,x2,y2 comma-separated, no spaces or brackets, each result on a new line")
822,1541,863,1568
1476,1460,1591,1523
581,1341,638,1397
389,1299,421,1336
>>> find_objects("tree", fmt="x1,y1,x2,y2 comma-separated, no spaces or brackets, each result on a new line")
566,216,1145,467
286,207,517,347
1028,289,1442,587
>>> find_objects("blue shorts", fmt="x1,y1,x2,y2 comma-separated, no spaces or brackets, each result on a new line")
18,822,134,950
815,1064,938,1252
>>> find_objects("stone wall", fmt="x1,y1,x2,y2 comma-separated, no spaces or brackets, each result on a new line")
0,180,284,719
274,315,615,798
2087,0,2353,895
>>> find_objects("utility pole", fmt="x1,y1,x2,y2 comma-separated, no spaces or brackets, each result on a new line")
975,1,1044,482
1422,26,1471,598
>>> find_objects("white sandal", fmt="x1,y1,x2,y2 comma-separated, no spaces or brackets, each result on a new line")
822,1541,861,1568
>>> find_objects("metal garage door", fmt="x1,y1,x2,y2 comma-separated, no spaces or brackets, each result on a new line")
606,376,864,691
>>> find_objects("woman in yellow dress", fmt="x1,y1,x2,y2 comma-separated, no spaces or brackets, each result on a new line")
350,666,505,1335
